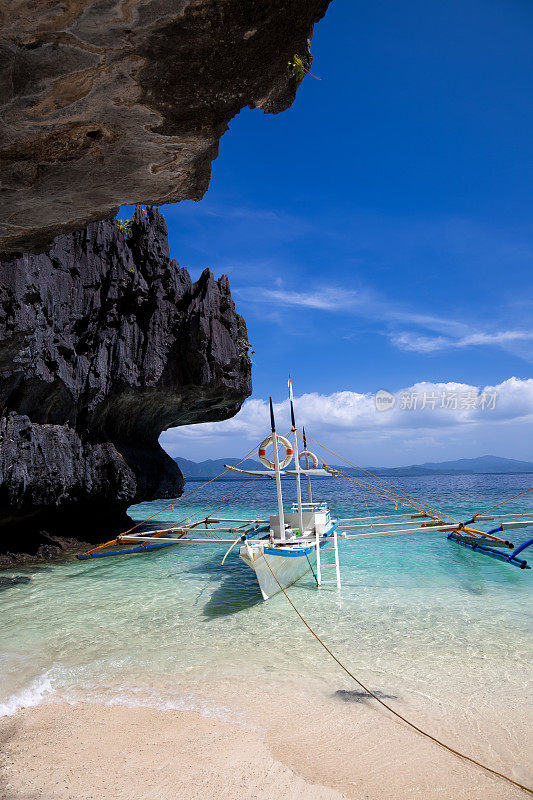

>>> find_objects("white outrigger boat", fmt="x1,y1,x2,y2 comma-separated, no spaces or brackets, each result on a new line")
237,499,338,600
79,391,342,599
78,381,533,599
232,396,340,599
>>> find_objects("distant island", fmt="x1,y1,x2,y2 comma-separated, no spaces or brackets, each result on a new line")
174,454,533,480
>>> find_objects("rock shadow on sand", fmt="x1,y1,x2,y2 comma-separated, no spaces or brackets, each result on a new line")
335,689,397,703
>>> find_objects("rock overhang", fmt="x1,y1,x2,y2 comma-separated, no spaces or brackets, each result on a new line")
0,0,332,256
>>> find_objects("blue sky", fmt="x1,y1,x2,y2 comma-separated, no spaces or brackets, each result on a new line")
122,0,533,464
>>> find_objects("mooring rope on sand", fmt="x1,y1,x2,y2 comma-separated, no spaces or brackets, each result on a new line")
260,553,533,796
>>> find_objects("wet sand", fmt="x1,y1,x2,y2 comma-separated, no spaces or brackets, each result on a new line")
1,703,346,800
1,687,529,800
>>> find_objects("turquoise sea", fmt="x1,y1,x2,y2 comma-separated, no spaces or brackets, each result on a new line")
1,473,532,775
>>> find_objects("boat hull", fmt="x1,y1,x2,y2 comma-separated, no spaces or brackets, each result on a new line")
239,543,316,600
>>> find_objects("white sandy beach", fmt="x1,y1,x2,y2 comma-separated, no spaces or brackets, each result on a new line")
1,684,530,800
0,704,347,800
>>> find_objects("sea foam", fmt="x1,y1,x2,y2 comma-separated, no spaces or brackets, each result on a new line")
0,669,55,717
0,669,259,731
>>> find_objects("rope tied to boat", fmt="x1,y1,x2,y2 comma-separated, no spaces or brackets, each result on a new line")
259,552,533,796
80,440,266,557
308,433,460,524
471,488,533,521
310,432,528,548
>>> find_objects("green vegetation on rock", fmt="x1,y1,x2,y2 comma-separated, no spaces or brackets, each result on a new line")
115,219,132,236
288,55,305,83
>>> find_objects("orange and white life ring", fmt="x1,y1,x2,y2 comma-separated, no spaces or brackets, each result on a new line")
258,434,293,470
298,450,319,469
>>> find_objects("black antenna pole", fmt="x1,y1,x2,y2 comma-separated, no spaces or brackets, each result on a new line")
302,426,307,450
290,399,296,431
269,397,276,433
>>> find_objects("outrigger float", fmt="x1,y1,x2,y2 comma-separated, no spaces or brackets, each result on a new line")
78,381,533,599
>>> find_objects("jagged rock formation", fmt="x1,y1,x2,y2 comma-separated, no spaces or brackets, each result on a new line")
0,206,251,558
0,0,331,255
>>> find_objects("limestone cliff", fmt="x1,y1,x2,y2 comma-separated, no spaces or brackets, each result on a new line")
0,0,331,255
0,206,251,558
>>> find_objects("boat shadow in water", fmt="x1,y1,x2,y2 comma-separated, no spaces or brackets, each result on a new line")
188,553,263,618
0,574,32,592
448,545,524,594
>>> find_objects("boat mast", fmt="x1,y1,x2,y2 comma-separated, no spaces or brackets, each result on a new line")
270,397,286,541
303,426,313,503
289,378,305,536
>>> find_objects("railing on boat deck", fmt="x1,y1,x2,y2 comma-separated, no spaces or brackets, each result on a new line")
291,501,328,512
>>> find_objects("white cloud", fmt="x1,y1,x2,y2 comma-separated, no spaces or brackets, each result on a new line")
236,286,368,312
160,378,533,464
461,331,533,346
395,330,533,353
236,281,533,361
393,333,453,352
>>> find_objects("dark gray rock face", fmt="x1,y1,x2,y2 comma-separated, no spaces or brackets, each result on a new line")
0,206,251,554
0,0,331,255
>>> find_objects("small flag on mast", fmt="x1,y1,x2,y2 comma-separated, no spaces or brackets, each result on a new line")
288,374,294,401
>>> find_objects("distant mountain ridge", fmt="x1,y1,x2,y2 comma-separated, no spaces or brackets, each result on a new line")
174,454,533,480
414,455,533,473
174,457,263,480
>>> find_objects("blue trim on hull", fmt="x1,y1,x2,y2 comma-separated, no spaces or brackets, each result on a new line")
263,544,316,557
262,519,339,558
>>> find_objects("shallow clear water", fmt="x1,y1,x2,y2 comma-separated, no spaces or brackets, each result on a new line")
1,474,532,732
